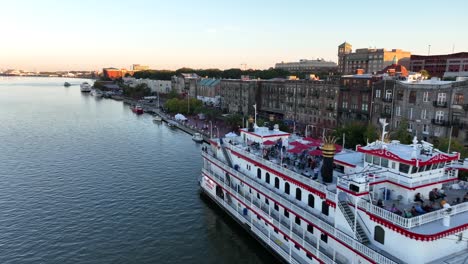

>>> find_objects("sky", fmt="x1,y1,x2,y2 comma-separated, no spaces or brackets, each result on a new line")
1,0,467,71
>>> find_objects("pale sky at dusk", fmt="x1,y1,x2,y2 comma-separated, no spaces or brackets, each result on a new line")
1,0,467,71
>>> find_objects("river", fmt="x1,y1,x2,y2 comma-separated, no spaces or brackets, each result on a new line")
0,77,278,264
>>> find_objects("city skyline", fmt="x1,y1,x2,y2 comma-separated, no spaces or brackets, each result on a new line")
1,0,468,71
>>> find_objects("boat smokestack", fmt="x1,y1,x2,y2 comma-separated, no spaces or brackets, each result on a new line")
321,136,337,183
269,114,275,131
248,116,255,132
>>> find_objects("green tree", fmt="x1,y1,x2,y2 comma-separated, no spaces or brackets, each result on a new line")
390,119,412,144
434,137,467,158
333,122,367,148
363,123,378,144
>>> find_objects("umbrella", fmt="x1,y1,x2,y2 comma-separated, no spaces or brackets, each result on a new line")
289,141,309,149
309,149,323,156
263,140,275,146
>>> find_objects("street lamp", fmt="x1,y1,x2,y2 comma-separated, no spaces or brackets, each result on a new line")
214,127,219,139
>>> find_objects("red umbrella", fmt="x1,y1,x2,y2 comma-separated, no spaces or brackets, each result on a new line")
263,140,275,146
289,141,309,149
309,149,323,156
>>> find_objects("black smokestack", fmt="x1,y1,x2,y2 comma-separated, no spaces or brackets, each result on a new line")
321,137,337,183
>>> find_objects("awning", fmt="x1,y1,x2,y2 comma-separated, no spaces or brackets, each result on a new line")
287,147,304,154
263,140,275,146
309,149,323,156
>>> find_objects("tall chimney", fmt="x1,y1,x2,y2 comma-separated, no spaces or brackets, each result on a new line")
321,136,337,183
269,114,275,130
248,116,255,132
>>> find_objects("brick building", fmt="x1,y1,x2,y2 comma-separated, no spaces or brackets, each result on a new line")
409,52,468,78
219,80,260,116
103,68,133,80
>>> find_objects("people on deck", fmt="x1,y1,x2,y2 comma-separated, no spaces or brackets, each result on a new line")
429,188,439,202
414,203,426,214
390,204,402,215
403,209,412,218
377,199,384,208
414,193,424,203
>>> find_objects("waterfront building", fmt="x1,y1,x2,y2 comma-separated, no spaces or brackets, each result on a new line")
197,78,221,107
219,79,260,116
372,77,468,144
409,52,468,78
123,77,171,94
103,68,133,80
337,70,377,126
171,73,200,96
132,64,150,71
337,42,411,74
275,59,337,73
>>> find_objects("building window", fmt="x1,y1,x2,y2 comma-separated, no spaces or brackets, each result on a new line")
409,108,413,120
408,122,413,132
423,124,429,134
274,177,279,189
455,93,464,105
409,91,416,103
374,226,385,244
437,93,447,103
397,90,404,100
385,90,392,100
257,168,261,179
361,104,368,111
308,194,315,208
285,182,290,195
435,111,444,122
265,173,270,184
375,90,381,98
395,106,401,116
421,109,427,120
296,188,302,201
423,92,429,102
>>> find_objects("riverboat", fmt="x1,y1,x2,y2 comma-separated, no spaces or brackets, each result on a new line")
80,82,92,92
131,105,144,114
199,117,468,264
153,115,162,122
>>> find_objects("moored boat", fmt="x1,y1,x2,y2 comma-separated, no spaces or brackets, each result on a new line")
192,132,204,143
80,82,92,92
199,117,468,264
153,115,162,122
167,120,178,128
64,82,71,87
131,105,144,114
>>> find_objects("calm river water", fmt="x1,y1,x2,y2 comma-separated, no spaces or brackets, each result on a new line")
0,77,278,264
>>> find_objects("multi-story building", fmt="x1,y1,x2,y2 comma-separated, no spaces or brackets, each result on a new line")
123,77,171,94
132,64,149,71
337,70,378,125
260,79,339,136
219,80,261,116
103,68,133,80
409,52,468,78
372,77,468,144
171,73,200,96
197,78,221,106
275,59,337,73
337,42,411,74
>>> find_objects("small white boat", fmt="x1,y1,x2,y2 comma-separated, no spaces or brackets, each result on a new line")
192,133,204,143
153,115,162,122
90,89,103,98
80,82,92,92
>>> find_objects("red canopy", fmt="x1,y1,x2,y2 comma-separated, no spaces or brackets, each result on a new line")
309,149,323,156
287,147,304,154
263,140,275,146
289,141,309,149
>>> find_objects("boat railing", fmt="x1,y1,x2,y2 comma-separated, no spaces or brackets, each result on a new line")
226,142,334,199
357,198,468,229
371,170,458,189
203,152,398,264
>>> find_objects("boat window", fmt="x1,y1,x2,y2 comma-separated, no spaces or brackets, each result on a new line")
284,209,289,218
399,163,410,173
322,201,329,216
274,177,280,189
296,188,302,201
295,216,301,225
307,224,314,233
266,173,270,184
320,233,328,243
308,194,315,208
257,193,260,199
381,158,389,168
373,157,380,166
374,226,385,244
411,166,418,174
438,162,445,169
285,182,290,195
265,198,269,204
365,154,372,163
418,165,426,173
257,168,261,179
274,203,279,211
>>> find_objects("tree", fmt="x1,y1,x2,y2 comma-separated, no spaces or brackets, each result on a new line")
363,123,378,143
434,137,467,158
333,122,368,149
390,119,412,144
